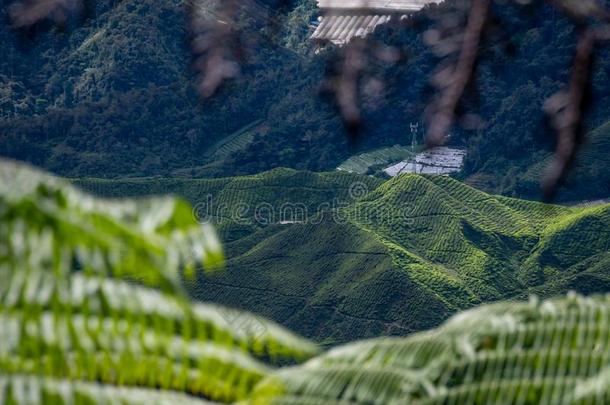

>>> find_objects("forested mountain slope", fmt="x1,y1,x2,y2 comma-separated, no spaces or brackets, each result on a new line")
0,0,342,176
76,170,610,344
2,0,610,201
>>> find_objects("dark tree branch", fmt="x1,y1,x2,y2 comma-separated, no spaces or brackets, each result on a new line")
321,37,368,136
542,28,597,200
188,0,242,98
422,0,610,199
536,0,610,199
426,0,490,147
8,0,82,28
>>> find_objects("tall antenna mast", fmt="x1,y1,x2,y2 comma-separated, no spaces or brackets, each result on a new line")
410,122,419,152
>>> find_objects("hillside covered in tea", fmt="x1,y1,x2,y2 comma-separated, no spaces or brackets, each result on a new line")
76,170,610,343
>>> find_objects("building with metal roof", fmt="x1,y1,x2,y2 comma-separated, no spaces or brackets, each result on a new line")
311,0,441,45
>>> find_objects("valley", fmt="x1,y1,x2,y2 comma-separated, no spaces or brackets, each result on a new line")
75,170,610,344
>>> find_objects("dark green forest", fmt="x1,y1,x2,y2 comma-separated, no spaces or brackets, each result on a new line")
1,0,609,201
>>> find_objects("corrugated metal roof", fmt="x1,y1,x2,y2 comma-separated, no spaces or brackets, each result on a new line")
312,0,441,44
317,0,440,11
311,14,391,45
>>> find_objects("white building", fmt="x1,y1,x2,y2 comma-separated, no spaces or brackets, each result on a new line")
384,147,466,177
311,0,442,45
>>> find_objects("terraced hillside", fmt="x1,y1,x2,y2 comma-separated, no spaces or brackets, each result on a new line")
337,145,417,175
75,170,610,344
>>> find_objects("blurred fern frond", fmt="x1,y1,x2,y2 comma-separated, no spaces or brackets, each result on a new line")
0,374,217,404
250,294,610,404
0,157,224,292
0,158,319,404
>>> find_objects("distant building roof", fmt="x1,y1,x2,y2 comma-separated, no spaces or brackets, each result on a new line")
317,0,440,11
311,14,392,45
312,0,441,45
383,147,466,177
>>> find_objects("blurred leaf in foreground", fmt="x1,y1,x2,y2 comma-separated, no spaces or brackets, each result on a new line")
251,293,610,404
0,158,319,404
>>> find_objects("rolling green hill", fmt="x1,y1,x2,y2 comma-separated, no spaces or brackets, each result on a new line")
74,170,610,344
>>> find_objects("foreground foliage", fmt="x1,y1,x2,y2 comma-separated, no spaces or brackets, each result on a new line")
0,158,319,403
251,293,610,404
